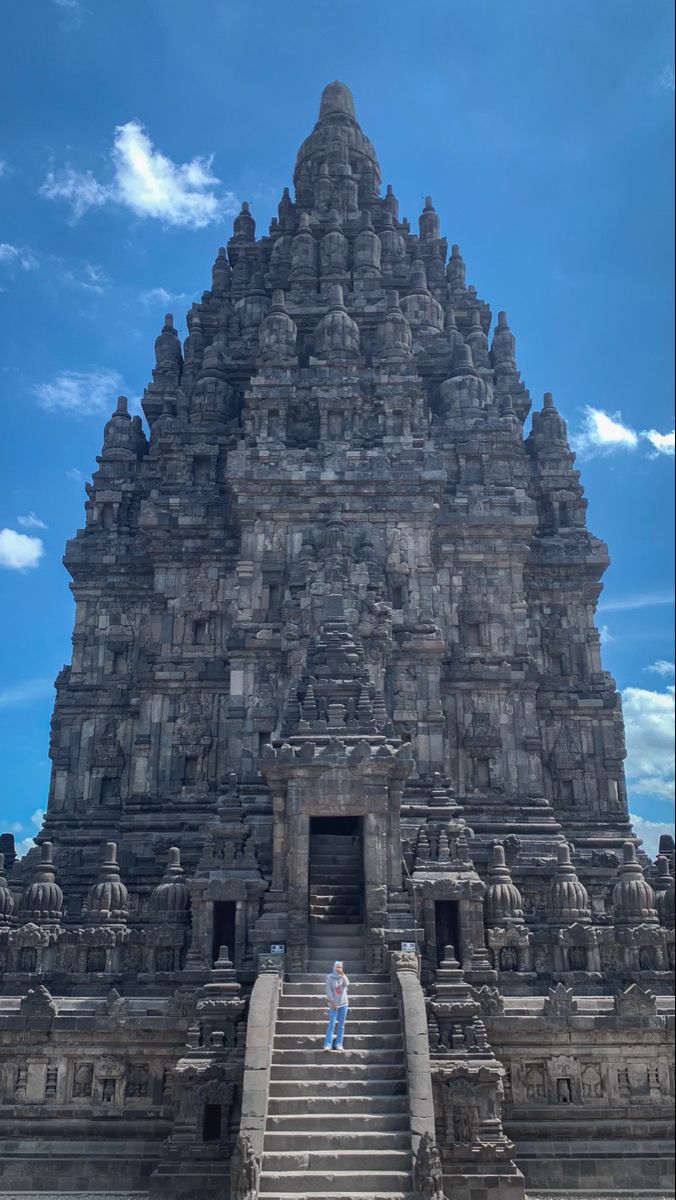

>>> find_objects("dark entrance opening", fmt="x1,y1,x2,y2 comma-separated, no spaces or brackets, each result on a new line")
212,901,236,966
202,1103,222,1142
435,900,461,967
310,815,361,836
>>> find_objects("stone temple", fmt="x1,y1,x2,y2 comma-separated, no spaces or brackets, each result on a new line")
0,82,673,1200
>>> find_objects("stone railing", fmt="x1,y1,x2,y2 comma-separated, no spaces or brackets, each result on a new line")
390,950,444,1200
231,951,283,1199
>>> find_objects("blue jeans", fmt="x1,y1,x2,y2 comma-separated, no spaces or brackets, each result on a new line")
323,1004,348,1048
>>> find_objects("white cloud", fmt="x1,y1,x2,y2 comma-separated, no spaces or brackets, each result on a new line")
623,683,675,806
0,679,53,708
629,813,675,860
0,158,7,179
599,624,614,645
571,406,675,460
17,512,48,530
66,466,86,482
642,428,675,456
34,367,125,416
572,406,639,456
0,528,44,570
41,120,239,229
140,286,190,307
646,660,675,679
657,65,675,93
599,589,675,613
14,808,45,858
0,243,38,271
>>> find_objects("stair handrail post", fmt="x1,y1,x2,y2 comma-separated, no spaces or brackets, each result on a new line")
232,950,284,1199
390,949,445,1200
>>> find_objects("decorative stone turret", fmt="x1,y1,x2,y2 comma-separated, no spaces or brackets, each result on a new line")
419,195,440,241
446,243,466,291
232,200,255,242
211,246,231,294
613,842,658,925
150,847,190,917
289,211,317,286
547,843,590,924
313,284,360,361
19,842,63,923
400,260,444,334
100,396,146,462
484,844,524,926
353,209,381,279
491,310,516,369
258,289,297,363
154,312,183,383
374,290,413,361
654,855,675,928
466,308,490,368
83,842,128,923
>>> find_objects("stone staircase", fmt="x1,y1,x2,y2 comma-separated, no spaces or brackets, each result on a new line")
308,830,364,933
258,831,414,1198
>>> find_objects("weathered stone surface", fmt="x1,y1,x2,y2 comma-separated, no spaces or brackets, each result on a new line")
0,80,672,1199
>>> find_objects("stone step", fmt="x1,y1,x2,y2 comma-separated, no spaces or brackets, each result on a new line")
267,1095,409,1115
263,1130,411,1152
268,1079,407,1099
267,1104,410,1123
261,1193,413,1200
262,1150,412,1173
271,1048,405,1066
309,926,365,936
306,961,365,971
270,1063,406,1082
309,882,362,894
309,922,365,935
277,1004,398,1019
260,1163,412,1190
273,1035,404,1053
275,1019,402,1036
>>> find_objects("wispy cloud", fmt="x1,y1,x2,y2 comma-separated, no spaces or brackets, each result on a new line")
0,243,38,271
598,590,675,613
40,169,109,220
0,679,53,708
41,120,239,229
52,0,83,30
657,65,675,93
571,405,675,459
623,683,675,806
140,285,191,307
34,367,125,416
66,466,86,482
0,157,8,179
17,512,48,531
0,529,44,570
599,624,614,645
646,660,675,679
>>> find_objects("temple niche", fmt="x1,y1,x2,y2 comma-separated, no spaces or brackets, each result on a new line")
0,82,672,1200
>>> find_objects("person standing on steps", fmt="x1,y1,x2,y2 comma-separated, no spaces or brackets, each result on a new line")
323,960,350,1051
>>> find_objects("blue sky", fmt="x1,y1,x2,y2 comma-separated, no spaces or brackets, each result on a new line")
0,0,673,856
